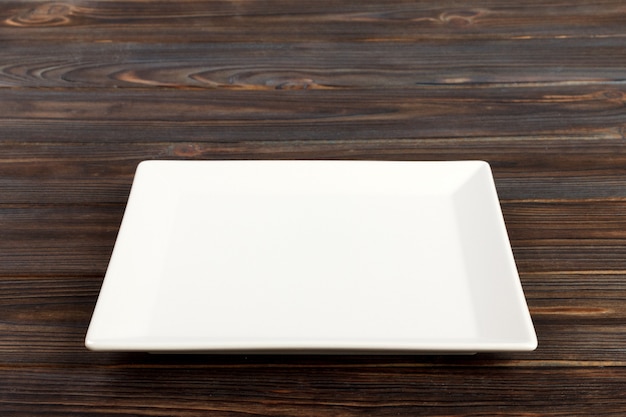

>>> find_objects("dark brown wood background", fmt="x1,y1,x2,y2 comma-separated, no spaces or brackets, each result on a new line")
1,1,626,415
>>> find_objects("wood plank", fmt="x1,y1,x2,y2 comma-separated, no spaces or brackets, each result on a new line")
1,366,626,416
1,0,625,42
502,201,626,240
1,39,625,88
1,88,625,144
514,245,626,273
0,205,122,276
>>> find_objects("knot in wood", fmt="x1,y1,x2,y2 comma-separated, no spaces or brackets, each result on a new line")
6,2,73,27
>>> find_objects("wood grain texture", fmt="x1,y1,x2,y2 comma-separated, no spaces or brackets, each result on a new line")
1,0,625,43
1,40,626,88
1,88,625,144
1,0,626,415
2,365,626,416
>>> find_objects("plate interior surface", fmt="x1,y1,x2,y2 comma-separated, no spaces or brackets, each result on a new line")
85,160,537,352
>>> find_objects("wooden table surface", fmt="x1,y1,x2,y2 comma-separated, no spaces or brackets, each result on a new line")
1,1,626,415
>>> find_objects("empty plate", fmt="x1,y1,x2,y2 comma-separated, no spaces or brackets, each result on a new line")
85,160,537,353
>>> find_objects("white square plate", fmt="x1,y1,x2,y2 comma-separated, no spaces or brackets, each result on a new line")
86,160,537,353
